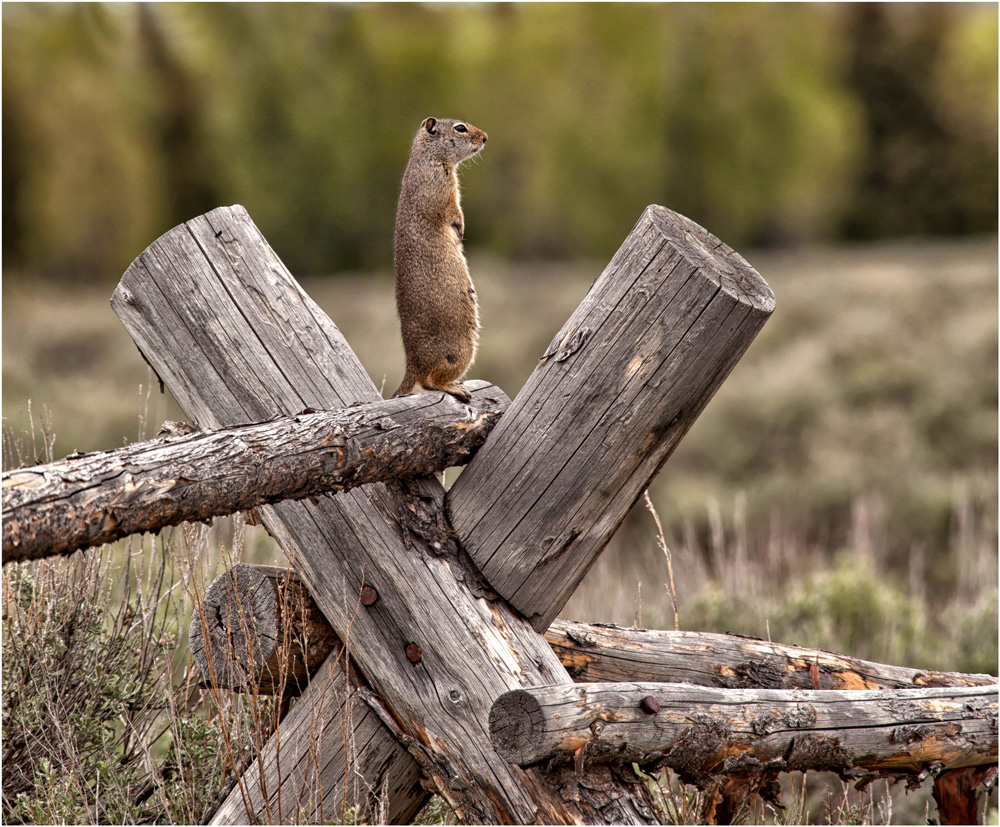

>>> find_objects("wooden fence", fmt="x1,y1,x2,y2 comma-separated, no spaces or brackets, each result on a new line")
3,205,995,824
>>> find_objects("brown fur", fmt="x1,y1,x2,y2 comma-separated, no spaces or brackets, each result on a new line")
393,117,487,402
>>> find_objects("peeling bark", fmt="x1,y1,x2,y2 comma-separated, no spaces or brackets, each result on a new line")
546,620,996,690
489,682,999,779
3,390,507,564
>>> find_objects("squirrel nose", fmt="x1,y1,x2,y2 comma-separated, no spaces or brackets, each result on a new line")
481,133,488,143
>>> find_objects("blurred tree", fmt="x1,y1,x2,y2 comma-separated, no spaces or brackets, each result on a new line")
839,3,999,239
0,2,995,281
660,4,862,247
2,5,166,280
2,51,28,271
137,4,221,228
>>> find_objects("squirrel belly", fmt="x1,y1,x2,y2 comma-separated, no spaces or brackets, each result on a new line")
392,117,487,403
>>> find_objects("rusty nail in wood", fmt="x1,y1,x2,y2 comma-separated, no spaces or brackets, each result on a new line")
640,695,660,714
360,586,378,606
406,643,422,663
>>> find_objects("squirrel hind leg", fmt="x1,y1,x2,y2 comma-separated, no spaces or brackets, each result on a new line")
393,370,418,398
436,382,472,403
393,373,471,403
422,361,472,402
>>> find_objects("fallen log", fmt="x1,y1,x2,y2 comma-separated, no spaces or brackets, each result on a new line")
2,387,507,564
547,620,997,690
187,573,996,696
489,681,999,776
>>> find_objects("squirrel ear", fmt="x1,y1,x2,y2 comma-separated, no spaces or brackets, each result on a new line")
422,117,437,135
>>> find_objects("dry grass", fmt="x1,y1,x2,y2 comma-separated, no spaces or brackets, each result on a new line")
3,236,996,823
1,513,397,824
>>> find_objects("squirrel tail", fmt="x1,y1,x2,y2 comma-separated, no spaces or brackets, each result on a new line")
393,370,416,398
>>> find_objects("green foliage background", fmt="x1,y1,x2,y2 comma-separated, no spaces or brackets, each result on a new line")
3,2,997,279
2,6,998,821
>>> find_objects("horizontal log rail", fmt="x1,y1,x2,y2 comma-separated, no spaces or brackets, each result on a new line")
488,681,999,775
190,566,997,695
189,563,998,825
547,620,997,690
193,564,999,824
2,383,507,564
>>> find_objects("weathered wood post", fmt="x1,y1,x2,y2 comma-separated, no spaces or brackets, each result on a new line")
112,204,774,824
448,206,775,631
120,205,738,824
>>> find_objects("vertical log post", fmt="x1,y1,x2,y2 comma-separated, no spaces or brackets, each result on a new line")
448,206,775,631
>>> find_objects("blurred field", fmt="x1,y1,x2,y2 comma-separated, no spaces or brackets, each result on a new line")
5,232,997,654
4,4,996,820
3,232,997,823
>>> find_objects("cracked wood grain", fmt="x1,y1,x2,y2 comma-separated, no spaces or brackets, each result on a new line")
447,205,775,631
490,682,999,777
112,205,659,825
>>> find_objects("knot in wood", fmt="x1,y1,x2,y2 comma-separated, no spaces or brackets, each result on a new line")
750,708,784,736
541,325,591,363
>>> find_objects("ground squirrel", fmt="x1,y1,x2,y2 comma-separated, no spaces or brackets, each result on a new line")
393,116,488,402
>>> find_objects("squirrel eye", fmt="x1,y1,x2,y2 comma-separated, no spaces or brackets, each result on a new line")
454,124,468,133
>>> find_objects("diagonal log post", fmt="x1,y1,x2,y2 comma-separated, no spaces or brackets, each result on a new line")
112,204,772,823
447,206,776,631
112,206,676,824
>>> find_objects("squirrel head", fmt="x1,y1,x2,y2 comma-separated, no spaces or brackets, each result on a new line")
413,117,487,165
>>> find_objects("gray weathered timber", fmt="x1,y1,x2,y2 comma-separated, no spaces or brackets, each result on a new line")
2,392,507,565
193,563,423,823
447,206,775,631
490,682,999,774
547,621,998,690
209,636,426,825
186,576,997,697
112,205,657,825
190,564,339,694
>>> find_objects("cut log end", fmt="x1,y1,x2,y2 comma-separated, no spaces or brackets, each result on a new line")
489,682,999,779
645,205,776,313
448,204,776,631
488,688,546,766
189,563,282,691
